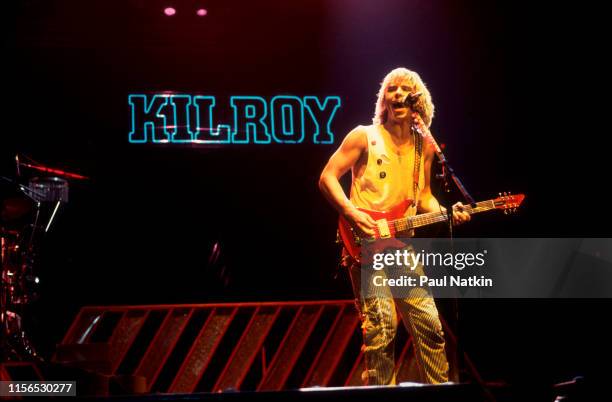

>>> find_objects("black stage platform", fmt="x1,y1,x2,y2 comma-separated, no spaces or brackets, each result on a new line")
72,382,585,402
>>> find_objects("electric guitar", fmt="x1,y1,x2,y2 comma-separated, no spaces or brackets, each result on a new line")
338,193,525,263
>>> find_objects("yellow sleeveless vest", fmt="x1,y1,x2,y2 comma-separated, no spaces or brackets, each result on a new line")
350,125,425,216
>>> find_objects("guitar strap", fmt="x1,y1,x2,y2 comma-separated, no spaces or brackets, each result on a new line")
412,124,423,208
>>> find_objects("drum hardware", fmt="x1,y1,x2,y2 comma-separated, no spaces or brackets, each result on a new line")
1,155,87,362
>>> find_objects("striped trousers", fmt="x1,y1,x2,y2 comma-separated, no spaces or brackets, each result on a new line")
348,255,449,385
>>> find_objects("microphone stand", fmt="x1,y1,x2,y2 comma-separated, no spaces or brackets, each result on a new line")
413,119,475,384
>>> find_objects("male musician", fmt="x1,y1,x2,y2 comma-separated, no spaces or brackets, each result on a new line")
319,68,470,385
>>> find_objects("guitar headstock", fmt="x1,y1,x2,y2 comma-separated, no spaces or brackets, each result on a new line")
493,192,525,214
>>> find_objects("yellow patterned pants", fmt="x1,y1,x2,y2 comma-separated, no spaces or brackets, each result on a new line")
348,255,449,385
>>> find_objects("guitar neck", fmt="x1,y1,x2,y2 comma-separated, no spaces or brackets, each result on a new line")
397,200,496,230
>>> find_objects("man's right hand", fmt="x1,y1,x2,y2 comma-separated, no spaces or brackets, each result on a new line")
344,207,377,237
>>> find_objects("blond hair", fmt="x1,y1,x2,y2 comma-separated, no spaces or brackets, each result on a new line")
372,68,435,127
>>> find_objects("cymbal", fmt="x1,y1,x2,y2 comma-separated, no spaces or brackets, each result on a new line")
19,162,88,180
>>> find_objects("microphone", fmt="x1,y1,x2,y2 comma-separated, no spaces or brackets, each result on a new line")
403,92,422,107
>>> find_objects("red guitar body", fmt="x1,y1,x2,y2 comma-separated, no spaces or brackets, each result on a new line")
338,199,413,264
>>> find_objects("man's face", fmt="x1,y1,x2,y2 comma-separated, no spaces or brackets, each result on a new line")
384,78,416,123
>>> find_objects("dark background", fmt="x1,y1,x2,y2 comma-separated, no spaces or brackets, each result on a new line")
1,0,609,387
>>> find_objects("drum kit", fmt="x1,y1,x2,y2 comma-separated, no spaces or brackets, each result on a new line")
0,155,87,361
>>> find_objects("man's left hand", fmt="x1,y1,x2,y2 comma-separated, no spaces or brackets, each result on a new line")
452,202,471,225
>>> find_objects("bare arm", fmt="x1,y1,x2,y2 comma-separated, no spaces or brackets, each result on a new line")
319,127,377,235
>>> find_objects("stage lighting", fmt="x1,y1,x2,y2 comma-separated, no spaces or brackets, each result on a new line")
163,7,176,16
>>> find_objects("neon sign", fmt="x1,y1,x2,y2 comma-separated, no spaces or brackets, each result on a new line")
129,94,341,144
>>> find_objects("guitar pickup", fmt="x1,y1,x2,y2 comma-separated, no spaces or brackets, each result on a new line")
376,219,391,239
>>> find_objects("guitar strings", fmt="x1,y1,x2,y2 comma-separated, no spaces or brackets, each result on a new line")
388,200,495,230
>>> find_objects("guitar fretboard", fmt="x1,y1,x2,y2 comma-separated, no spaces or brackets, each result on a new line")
391,200,496,232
